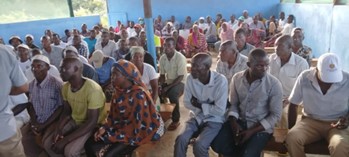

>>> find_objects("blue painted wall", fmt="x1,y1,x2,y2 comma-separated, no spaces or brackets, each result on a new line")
107,0,280,27
0,15,101,47
280,4,349,71
330,6,349,72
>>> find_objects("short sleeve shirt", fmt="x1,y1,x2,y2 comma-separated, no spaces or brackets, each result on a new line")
289,68,349,121
61,78,106,125
0,45,27,141
141,63,158,90
159,51,187,84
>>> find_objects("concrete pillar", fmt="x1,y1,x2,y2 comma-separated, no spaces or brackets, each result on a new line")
143,0,157,70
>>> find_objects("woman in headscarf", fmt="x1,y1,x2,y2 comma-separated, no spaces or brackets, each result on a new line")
186,24,207,58
129,46,159,104
85,59,164,157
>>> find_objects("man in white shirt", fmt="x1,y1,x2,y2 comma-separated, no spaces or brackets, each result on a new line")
277,12,286,32
0,45,28,157
52,33,68,49
281,15,295,36
95,31,117,57
17,44,32,73
269,35,308,129
286,53,349,157
242,10,253,25
174,53,228,157
229,15,238,31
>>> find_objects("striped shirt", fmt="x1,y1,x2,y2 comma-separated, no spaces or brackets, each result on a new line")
29,74,63,123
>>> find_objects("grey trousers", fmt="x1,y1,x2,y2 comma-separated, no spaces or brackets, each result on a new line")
174,118,222,157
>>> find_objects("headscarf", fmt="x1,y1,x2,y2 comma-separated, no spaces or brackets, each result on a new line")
101,59,162,146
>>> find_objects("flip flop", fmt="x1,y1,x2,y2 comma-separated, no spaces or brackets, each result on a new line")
167,122,180,131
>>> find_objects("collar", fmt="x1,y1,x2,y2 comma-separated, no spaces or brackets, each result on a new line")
35,74,50,88
272,52,296,65
242,69,265,84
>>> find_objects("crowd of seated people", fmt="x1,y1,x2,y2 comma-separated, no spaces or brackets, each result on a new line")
1,9,348,157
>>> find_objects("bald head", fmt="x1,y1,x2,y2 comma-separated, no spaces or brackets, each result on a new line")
63,57,83,72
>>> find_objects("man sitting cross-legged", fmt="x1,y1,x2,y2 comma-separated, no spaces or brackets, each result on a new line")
174,53,228,157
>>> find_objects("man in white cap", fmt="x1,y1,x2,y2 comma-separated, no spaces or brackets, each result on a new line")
25,34,39,49
25,49,61,83
17,44,32,73
286,53,349,157
198,17,208,32
9,35,23,51
21,54,64,157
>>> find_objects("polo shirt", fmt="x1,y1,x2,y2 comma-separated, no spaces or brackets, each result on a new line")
269,53,309,97
289,68,349,121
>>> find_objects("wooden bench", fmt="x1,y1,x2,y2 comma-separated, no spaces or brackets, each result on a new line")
158,103,175,122
262,137,329,156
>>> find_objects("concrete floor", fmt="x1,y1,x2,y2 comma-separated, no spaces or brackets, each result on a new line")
132,52,330,157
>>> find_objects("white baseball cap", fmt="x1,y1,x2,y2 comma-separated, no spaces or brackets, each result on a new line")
32,54,50,65
317,53,342,83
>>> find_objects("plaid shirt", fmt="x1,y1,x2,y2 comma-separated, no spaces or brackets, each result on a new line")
76,44,89,58
29,74,63,123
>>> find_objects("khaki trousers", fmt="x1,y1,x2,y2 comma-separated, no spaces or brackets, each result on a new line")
42,119,92,157
0,128,26,157
286,116,349,157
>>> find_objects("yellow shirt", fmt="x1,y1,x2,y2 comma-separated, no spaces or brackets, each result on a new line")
62,78,106,125
159,51,187,84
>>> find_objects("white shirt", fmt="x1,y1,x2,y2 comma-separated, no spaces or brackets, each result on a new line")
244,17,253,25
269,53,309,98
141,63,158,90
52,41,68,49
229,20,239,31
277,18,287,31
10,94,30,128
289,68,349,121
198,23,208,31
95,40,117,57
216,54,248,86
18,59,31,73
127,27,137,37
25,65,61,83
281,23,295,35
184,71,228,124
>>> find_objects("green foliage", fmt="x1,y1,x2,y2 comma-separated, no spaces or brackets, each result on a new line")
0,0,108,26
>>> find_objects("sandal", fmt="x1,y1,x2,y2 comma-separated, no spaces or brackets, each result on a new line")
167,122,180,131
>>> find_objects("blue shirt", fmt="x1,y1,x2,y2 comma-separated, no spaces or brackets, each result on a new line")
95,57,116,85
84,38,97,55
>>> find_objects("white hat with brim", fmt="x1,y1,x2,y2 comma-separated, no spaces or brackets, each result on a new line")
317,53,343,83
32,54,50,65
8,36,23,45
